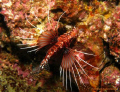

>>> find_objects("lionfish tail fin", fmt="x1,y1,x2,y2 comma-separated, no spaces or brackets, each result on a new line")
60,48,84,90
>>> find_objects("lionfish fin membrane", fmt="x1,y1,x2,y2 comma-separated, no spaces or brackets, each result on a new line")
60,47,98,89
37,29,58,49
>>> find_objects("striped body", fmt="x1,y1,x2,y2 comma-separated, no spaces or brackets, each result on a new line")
37,26,98,90
40,28,78,69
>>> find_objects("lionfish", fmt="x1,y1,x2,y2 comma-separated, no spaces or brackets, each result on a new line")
18,6,99,91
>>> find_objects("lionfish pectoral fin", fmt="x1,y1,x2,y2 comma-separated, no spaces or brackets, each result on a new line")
70,48,99,80
60,48,81,90
68,49,86,87
38,11,67,49
37,29,58,49
60,47,97,90
71,43,99,70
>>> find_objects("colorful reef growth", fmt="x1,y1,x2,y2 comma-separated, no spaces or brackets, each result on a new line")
0,0,120,92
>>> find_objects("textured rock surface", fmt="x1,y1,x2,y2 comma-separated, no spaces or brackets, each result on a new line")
0,0,120,92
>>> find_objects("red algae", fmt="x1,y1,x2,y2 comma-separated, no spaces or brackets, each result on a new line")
101,65,120,91
0,0,120,92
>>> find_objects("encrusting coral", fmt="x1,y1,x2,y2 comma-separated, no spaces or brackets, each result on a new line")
0,52,66,92
0,0,120,92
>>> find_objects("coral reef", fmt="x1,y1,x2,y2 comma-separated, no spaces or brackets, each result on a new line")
101,65,120,91
0,0,120,92
0,52,65,92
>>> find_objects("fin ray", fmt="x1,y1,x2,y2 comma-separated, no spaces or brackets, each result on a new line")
37,29,58,49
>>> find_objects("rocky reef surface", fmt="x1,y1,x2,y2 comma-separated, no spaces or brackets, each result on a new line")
0,0,120,92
